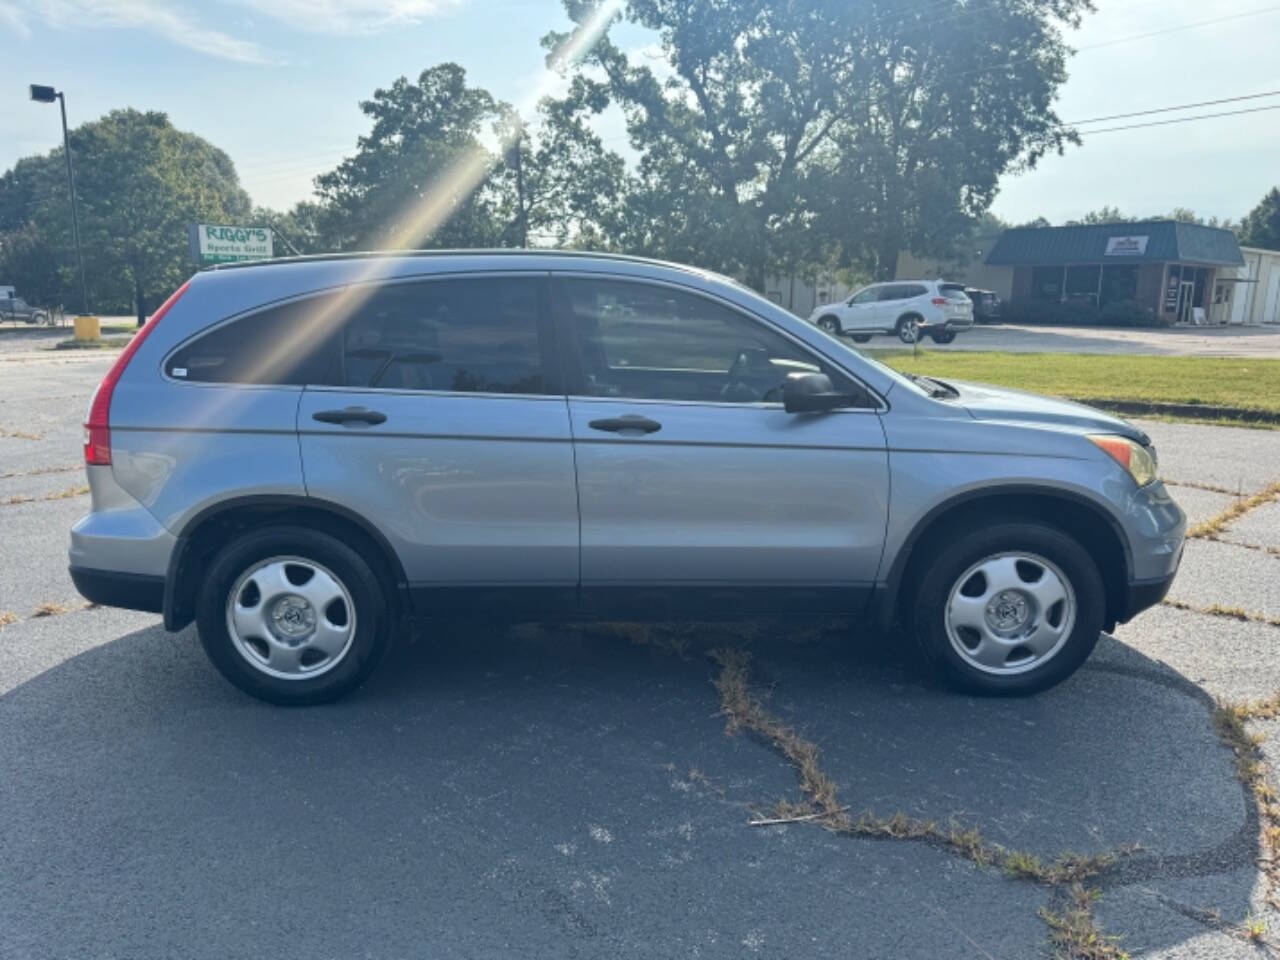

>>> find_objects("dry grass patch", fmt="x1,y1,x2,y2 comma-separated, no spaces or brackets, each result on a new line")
0,427,41,440
0,463,79,479
1163,599,1280,629
1187,481,1280,540
1163,479,1245,497
31,602,74,618
0,610,17,628
1213,696,1280,912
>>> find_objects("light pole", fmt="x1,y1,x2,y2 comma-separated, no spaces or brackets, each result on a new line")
29,84,89,316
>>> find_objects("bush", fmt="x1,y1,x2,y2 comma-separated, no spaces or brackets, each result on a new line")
1098,299,1161,327
1003,298,1166,328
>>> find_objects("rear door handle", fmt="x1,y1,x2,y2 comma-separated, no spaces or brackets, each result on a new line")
312,407,387,426
587,415,662,435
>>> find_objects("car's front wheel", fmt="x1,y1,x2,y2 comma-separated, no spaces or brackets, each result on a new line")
816,315,841,337
909,521,1104,696
896,315,922,343
196,526,392,705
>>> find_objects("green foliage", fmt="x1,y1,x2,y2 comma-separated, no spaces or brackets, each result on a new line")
0,109,250,317
545,0,1089,287
1098,299,1158,327
1240,188,1280,250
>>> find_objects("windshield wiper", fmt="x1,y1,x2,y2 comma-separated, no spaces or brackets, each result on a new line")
907,373,958,400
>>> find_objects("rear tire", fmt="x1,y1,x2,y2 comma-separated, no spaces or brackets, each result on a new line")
851,334,872,343
896,315,922,344
929,330,956,344
907,521,1104,696
196,526,392,705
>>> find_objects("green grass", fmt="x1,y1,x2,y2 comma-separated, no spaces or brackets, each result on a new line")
873,349,1280,416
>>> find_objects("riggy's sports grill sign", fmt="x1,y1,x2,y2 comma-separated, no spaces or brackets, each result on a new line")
189,224,273,264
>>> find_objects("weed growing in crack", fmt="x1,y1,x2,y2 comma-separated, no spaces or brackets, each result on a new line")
708,645,1131,956
1163,599,1280,629
1214,697,1280,912
1187,480,1280,540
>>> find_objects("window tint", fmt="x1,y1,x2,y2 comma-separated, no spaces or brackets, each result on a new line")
337,278,549,394
563,278,860,405
167,295,338,385
168,277,552,394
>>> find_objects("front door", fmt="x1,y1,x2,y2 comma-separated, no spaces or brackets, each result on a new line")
554,275,890,618
297,274,580,613
844,285,882,330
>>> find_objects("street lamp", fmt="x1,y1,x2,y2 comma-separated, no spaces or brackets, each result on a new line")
29,84,89,316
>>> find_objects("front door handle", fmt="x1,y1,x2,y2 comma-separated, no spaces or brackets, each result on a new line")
312,407,387,426
587,415,662,435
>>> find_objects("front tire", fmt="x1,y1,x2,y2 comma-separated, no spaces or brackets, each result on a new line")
817,315,841,337
908,521,1104,696
196,526,392,705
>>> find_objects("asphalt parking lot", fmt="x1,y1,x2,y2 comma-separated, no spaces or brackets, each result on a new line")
867,321,1280,357
3,341,1280,958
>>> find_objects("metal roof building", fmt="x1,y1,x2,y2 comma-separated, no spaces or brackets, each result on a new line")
985,220,1246,324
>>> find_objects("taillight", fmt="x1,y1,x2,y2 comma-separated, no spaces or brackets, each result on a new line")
84,280,190,466
931,297,948,306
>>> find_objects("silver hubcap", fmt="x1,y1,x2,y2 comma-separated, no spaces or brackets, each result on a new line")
899,319,919,343
225,556,356,680
944,552,1076,676
820,319,839,334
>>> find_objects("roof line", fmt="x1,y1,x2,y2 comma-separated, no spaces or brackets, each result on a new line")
204,248,696,273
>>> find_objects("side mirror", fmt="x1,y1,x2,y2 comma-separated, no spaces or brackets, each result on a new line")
782,372,854,413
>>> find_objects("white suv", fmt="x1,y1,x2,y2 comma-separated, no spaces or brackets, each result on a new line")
809,280,974,345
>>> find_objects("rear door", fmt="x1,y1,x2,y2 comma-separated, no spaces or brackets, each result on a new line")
554,274,889,617
297,274,580,613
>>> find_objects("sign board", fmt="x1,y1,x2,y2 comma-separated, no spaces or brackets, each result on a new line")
1105,235,1149,257
189,224,273,265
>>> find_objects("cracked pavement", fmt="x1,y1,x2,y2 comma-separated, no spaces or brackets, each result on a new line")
2,350,1280,958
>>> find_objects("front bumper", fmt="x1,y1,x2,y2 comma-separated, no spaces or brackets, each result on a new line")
1117,568,1177,624
69,565,164,614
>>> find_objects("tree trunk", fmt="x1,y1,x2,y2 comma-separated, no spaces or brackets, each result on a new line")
134,273,146,328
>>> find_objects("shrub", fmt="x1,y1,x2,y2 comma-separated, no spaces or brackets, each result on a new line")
1098,299,1161,327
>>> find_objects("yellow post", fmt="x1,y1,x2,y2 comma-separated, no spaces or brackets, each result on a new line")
73,315,100,341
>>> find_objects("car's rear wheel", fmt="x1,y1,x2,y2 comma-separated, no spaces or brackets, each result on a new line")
929,330,956,344
908,521,1104,696
851,334,872,343
896,315,922,343
196,526,392,705
817,316,841,336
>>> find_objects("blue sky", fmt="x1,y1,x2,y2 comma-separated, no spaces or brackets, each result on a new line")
2,0,1278,227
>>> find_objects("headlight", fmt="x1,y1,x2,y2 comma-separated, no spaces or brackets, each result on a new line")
1087,435,1157,487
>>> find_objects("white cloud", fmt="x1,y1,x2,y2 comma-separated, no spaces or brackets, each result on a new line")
231,0,459,35
0,2,31,38
28,0,274,63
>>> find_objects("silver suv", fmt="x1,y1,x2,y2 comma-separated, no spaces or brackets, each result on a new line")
69,252,1185,704
810,280,974,344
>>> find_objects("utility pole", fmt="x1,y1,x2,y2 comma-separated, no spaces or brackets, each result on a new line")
29,85,88,315
512,127,529,248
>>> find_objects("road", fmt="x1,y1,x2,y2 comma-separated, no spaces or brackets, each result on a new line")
3,352,1280,958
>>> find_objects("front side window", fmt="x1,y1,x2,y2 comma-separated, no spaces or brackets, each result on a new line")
562,278,860,405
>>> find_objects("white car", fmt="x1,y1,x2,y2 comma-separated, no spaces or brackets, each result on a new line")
809,280,974,344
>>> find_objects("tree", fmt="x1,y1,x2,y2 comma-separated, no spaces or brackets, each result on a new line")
546,0,1090,286
313,63,509,250
1240,188,1280,250
1072,206,1136,225
0,109,251,320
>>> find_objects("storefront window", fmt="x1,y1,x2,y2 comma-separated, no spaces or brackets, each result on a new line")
1099,265,1139,307
1031,266,1063,302
1064,265,1101,305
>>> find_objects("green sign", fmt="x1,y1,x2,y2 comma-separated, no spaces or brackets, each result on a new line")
190,223,273,264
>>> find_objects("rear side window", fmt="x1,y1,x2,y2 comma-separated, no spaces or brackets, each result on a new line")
167,296,338,385
939,283,968,300
336,277,551,394
167,276,554,394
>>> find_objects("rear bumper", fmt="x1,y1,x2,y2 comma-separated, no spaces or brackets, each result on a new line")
69,566,164,614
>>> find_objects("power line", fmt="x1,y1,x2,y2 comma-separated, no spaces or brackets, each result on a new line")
1075,3,1280,52
1076,102,1280,135
1066,88,1280,126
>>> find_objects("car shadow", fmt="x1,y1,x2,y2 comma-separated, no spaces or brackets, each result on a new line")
0,618,1258,958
